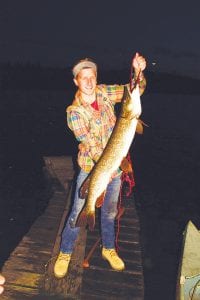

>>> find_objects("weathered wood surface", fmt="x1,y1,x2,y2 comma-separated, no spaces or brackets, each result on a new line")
1,156,144,299
80,195,144,300
1,156,75,299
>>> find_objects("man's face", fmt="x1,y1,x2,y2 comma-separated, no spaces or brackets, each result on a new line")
74,68,97,100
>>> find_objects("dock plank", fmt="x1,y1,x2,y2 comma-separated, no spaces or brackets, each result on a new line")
2,156,75,299
80,194,144,299
1,156,144,299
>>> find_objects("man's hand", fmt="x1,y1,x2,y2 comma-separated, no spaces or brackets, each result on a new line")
132,52,146,76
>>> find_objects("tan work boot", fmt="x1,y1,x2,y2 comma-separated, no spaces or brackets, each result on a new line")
102,247,125,271
54,252,72,278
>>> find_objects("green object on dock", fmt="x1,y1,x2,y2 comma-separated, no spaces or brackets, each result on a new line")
176,221,200,300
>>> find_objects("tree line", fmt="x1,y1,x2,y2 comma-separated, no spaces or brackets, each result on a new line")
0,62,200,94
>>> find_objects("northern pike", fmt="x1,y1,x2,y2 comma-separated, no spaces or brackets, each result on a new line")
76,84,142,230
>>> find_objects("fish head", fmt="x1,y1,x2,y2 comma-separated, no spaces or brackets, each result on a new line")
121,85,141,119
121,86,132,117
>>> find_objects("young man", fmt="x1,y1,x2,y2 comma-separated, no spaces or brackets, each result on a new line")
54,53,147,278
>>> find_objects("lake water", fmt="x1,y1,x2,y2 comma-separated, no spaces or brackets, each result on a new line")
133,93,200,299
0,90,200,299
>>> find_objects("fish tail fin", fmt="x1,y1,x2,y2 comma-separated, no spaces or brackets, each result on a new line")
76,209,95,231
95,191,106,208
87,212,95,231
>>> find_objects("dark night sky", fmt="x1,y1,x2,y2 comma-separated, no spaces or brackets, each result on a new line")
1,0,200,78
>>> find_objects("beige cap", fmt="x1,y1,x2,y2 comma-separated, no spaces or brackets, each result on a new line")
72,58,97,78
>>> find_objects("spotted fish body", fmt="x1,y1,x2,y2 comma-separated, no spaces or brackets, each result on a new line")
77,85,141,230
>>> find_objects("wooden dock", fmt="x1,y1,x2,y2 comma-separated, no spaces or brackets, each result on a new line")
1,156,144,299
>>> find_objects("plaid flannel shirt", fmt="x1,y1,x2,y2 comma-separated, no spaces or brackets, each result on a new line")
67,77,146,173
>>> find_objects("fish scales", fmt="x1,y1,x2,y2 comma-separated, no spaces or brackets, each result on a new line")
76,85,141,230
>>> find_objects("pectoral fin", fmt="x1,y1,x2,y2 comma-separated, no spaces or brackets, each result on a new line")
79,176,90,199
136,119,149,134
136,119,144,134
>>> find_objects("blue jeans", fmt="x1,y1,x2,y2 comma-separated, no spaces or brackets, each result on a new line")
60,169,121,253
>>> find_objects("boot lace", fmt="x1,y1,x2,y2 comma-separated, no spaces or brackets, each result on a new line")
58,253,71,261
